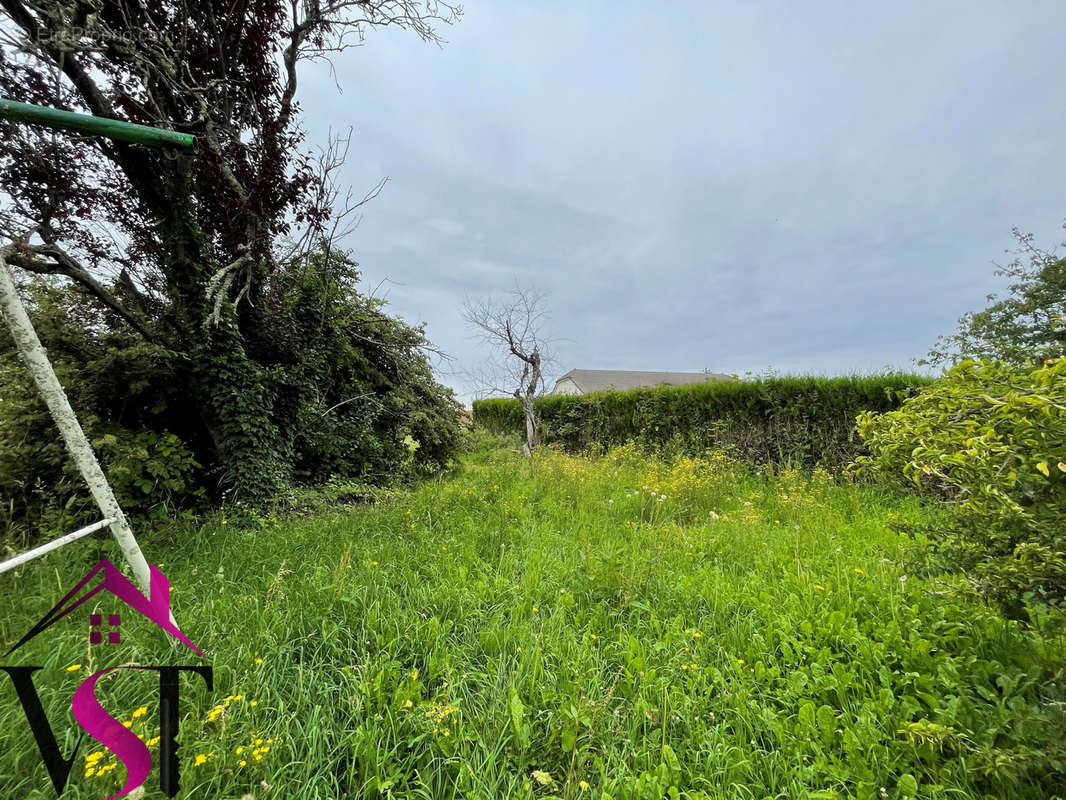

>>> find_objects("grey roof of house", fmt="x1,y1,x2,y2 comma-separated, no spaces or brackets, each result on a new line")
553,369,734,394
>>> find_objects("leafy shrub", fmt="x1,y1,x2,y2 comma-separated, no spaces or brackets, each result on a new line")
854,358,1066,614
1,249,462,541
0,348,206,544
474,374,931,469
92,429,205,519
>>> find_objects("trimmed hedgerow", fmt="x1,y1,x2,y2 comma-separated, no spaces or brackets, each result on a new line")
473,374,934,468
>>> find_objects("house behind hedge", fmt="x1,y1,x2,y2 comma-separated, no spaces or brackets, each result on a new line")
551,368,734,396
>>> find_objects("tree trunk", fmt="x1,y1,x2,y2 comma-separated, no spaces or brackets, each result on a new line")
522,395,538,454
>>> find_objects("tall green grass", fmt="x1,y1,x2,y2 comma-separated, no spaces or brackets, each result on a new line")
0,440,1062,799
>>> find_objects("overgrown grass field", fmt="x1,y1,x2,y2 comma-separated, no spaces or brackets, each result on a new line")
1,440,1063,799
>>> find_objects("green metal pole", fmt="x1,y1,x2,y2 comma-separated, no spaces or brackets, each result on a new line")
0,97,196,151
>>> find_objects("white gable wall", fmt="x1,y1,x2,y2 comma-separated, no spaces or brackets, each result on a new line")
552,377,583,395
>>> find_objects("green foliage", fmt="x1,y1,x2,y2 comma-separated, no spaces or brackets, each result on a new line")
474,374,932,469
0,248,461,540
262,244,462,485
925,225,1066,366
2,442,1063,798
0,281,206,540
854,358,1066,614
91,430,204,519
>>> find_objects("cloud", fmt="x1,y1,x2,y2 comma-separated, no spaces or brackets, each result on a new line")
298,1,1066,404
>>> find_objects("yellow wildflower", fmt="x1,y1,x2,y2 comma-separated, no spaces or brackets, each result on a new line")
66,664,81,672
132,706,148,718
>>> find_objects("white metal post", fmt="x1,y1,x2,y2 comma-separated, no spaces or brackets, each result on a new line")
0,252,152,594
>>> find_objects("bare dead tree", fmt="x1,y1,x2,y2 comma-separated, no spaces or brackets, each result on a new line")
462,285,553,454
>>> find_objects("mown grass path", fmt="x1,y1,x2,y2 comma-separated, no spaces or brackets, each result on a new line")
1,444,1063,799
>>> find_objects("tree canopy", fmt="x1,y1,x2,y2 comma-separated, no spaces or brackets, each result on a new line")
0,1,463,503
924,224,1066,367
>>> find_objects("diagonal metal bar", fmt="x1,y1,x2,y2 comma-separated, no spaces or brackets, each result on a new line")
0,253,152,595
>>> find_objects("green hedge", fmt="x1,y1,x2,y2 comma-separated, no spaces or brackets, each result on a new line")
473,374,934,468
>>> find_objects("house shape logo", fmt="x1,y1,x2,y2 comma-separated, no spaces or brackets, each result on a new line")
6,558,201,657
3,559,209,800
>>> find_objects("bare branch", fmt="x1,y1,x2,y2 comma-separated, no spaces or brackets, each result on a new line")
3,239,161,344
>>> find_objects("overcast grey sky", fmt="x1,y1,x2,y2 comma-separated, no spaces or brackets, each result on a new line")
300,2,1066,405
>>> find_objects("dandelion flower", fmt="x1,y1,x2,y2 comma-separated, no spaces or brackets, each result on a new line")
854,568,864,575
815,584,825,591
737,659,745,664
66,664,81,672
132,706,148,718
532,606,538,613
194,754,208,767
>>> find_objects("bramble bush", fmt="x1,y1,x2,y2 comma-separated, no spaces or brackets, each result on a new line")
854,358,1066,616
0,248,462,544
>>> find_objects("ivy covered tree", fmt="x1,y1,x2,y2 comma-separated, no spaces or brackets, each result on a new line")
0,1,462,500
924,223,1066,367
